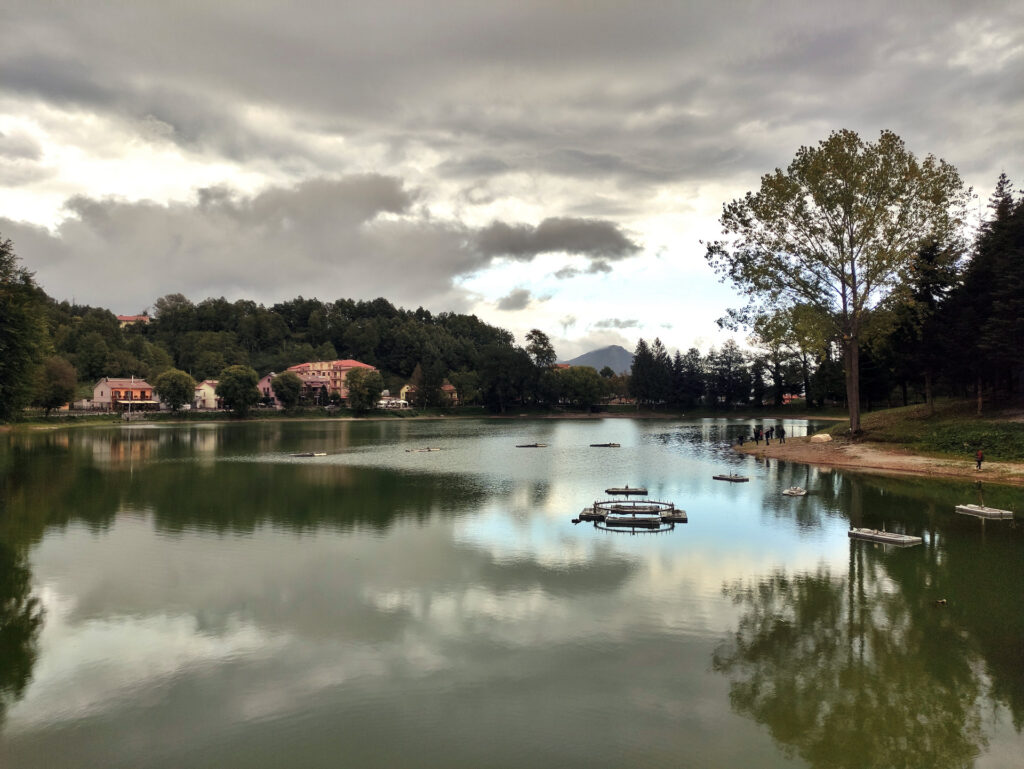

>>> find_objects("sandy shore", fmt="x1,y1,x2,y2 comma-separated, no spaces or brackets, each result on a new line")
735,436,1024,486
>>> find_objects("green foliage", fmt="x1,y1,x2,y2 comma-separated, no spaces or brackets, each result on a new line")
215,365,260,417
32,356,77,416
925,423,1024,462
706,129,971,431
345,368,384,412
0,236,48,421
553,366,606,408
271,371,303,410
153,368,196,412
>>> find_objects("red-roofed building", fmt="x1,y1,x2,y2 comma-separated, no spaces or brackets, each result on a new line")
116,314,150,328
286,359,377,400
92,377,158,411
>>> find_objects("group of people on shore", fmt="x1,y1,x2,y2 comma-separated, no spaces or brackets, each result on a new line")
737,425,785,446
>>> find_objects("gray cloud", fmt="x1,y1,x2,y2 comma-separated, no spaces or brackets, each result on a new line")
477,218,640,261
5,174,632,313
593,319,640,330
2,3,1020,204
496,289,533,312
3,175,473,312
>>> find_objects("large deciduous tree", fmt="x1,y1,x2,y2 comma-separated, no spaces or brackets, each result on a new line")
215,365,260,417
0,236,48,422
33,357,77,417
345,367,384,412
153,368,197,412
705,129,970,432
271,370,303,410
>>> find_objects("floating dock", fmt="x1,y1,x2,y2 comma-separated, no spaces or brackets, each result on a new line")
291,452,327,457
406,447,443,453
713,474,749,483
577,500,687,525
590,443,621,448
848,528,922,546
605,486,647,495
516,443,548,448
955,504,1014,519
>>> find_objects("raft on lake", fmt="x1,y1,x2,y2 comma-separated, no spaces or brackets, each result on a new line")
713,473,749,483
955,504,1014,519
782,486,807,496
291,452,327,457
406,447,443,453
848,528,922,546
590,442,621,448
605,485,647,495
516,443,548,448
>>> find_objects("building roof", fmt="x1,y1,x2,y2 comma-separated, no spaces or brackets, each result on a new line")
95,377,153,388
116,314,150,323
287,359,377,372
196,380,219,388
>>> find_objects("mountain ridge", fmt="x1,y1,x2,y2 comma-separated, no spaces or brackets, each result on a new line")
559,344,633,374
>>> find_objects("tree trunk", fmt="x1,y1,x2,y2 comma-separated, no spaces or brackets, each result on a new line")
844,336,861,433
976,375,983,416
924,370,934,415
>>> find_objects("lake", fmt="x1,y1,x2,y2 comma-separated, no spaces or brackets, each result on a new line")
0,417,1022,768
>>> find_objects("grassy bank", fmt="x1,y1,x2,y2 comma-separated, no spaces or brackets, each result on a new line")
825,400,1024,462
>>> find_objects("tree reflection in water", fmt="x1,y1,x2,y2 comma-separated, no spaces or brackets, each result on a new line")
712,545,987,769
0,542,44,726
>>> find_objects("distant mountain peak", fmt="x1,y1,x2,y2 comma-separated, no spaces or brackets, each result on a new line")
559,344,633,374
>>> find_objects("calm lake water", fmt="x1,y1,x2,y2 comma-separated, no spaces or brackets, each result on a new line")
0,417,1022,768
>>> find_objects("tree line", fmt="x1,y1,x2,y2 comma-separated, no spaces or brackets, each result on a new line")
704,129,1023,428
628,172,1023,414
0,243,622,418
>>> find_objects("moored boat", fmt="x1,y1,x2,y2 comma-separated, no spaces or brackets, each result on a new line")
782,486,807,496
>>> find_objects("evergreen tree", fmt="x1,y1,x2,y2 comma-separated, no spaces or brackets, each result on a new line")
0,236,48,421
629,338,653,406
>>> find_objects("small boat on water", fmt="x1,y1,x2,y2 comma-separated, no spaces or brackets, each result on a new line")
955,504,1014,519
291,452,327,457
406,447,443,453
782,486,807,496
516,443,548,448
848,528,922,546
713,473,749,482
605,485,647,495
590,442,621,448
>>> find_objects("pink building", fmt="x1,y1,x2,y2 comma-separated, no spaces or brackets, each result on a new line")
286,359,377,400
257,372,283,408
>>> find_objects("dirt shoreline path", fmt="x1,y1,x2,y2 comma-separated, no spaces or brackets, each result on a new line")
735,436,1024,487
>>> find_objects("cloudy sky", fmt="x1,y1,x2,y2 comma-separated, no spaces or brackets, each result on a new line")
1,1,1022,359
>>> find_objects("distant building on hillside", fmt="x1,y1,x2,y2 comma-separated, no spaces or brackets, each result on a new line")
116,314,150,328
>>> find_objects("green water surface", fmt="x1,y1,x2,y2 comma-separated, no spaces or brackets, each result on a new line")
0,418,1021,768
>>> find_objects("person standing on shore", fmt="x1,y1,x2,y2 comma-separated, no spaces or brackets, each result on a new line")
778,425,786,444
976,449,983,471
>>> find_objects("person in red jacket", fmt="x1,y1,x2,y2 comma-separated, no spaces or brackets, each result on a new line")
976,449,984,471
